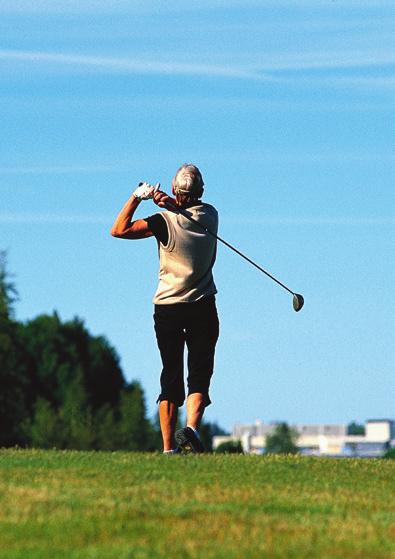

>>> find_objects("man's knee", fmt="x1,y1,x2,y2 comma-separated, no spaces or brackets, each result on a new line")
156,393,185,408
187,389,212,407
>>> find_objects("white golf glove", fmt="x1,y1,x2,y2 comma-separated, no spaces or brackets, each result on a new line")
133,182,160,201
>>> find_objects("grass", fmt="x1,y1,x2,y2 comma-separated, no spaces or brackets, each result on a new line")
0,450,394,558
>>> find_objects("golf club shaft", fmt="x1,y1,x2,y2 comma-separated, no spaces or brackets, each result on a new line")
168,203,296,297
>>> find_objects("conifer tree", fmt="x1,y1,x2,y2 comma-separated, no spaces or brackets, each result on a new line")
0,252,29,445
116,382,151,450
29,398,61,448
59,369,94,450
93,404,117,450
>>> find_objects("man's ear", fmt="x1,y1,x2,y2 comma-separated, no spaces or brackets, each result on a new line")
172,185,176,196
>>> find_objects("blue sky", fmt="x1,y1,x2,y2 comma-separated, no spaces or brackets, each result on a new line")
1,1,394,430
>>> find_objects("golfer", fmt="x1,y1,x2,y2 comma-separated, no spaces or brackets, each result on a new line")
111,164,219,453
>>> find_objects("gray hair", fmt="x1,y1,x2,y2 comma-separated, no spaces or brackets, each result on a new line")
172,164,204,196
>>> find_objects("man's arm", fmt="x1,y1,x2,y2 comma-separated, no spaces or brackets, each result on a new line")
110,186,175,240
110,194,153,239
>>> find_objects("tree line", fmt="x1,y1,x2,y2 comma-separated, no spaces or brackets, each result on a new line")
0,252,225,451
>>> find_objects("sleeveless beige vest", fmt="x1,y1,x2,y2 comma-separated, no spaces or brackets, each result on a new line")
153,203,218,304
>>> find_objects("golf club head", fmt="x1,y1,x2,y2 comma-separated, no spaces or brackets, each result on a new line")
293,294,304,312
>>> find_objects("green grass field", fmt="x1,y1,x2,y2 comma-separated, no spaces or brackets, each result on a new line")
0,450,394,559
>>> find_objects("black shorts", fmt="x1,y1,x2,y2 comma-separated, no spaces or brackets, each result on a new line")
154,295,219,407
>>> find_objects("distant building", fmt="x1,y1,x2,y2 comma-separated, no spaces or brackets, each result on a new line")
212,419,395,457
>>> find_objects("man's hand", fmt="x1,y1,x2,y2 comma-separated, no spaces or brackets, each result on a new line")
153,190,171,208
153,189,178,209
133,180,177,209
111,180,178,239
133,182,159,201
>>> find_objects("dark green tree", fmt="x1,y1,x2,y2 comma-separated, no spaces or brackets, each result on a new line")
12,309,138,449
0,253,159,451
265,422,299,454
21,314,125,412
59,369,94,450
0,251,18,319
115,382,152,450
215,440,243,454
93,404,118,450
0,252,30,445
28,398,61,448
347,421,365,436
382,447,395,460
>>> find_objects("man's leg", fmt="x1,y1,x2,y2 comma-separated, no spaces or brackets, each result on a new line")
175,298,219,453
175,394,205,453
185,297,219,432
154,305,185,452
159,400,178,452
186,392,206,431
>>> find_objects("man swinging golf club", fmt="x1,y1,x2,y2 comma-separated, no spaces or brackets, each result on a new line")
111,164,219,454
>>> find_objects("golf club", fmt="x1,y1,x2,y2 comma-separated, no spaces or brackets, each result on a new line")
151,187,304,312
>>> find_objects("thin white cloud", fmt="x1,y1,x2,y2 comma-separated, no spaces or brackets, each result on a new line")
0,0,254,13
223,216,395,226
0,149,392,180
210,150,395,164
0,0,388,13
0,213,393,227
0,213,109,225
0,49,268,80
312,76,395,89
251,51,395,71
1,49,394,82
0,165,124,174
206,18,395,34
1,94,392,113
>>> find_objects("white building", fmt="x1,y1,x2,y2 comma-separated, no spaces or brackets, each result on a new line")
212,419,395,457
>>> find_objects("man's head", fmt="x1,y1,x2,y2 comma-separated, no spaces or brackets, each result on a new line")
172,164,204,205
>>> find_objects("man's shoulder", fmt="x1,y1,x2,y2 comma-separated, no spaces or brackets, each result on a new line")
145,213,168,244
145,212,166,225
201,202,218,215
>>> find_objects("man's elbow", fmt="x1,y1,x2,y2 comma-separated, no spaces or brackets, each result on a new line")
110,227,121,238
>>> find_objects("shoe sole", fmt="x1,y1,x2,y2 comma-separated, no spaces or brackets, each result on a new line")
175,429,204,453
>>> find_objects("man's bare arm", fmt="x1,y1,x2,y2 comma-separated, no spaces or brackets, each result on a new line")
110,195,153,239
110,189,175,240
